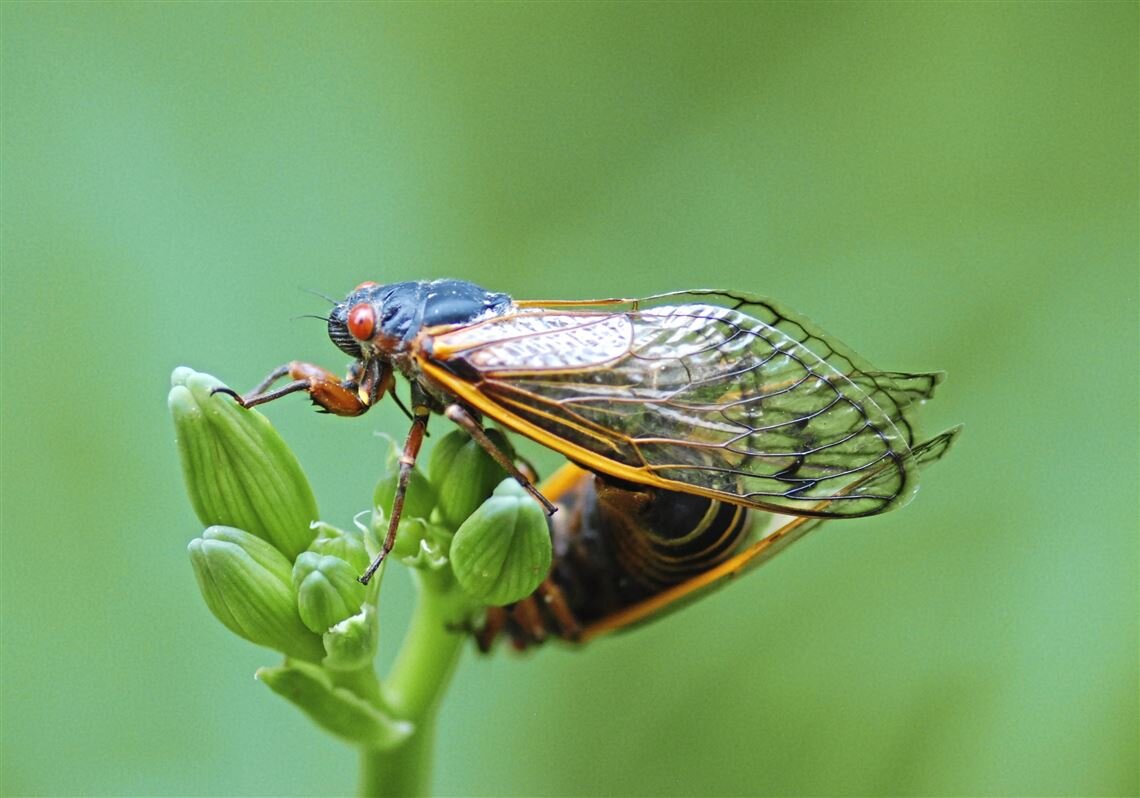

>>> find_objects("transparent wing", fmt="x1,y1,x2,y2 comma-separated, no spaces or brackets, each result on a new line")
423,290,957,518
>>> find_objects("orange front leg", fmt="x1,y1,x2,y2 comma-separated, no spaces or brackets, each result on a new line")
212,361,376,417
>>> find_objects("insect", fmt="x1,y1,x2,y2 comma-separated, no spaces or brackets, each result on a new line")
215,279,960,586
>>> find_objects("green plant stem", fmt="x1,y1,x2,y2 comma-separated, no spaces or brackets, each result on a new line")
358,571,470,798
359,717,437,798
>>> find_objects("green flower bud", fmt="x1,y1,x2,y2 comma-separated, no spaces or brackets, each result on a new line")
322,605,379,671
308,522,369,574
293,552,367,634
429,429,515,529
257,660,412,748
387,516,429,561
382,516,452,571
367,458,451,568
170,368,318,559
450,479,552,606
188,526,324,662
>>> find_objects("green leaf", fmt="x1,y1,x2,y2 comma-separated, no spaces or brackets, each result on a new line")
257,661,413,749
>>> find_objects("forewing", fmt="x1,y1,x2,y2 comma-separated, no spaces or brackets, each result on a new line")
423,291,949,517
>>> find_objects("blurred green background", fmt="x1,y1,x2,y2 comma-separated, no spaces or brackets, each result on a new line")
2,3,1136,796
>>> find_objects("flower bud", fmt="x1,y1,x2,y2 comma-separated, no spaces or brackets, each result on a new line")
257,660,412,748
307,522,369,574
170,368,318,559
293,552,367,634
387,516,429,561
383,516,452,571
429,429,515,529
450,479,552,606
322,605,379,671
188,526,324,662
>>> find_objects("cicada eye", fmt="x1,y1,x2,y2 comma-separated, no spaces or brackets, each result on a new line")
347,302,377,341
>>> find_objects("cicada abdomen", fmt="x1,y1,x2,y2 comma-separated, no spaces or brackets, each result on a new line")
476,463,805,651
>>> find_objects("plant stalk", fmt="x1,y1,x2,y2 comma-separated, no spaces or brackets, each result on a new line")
358,571,469,797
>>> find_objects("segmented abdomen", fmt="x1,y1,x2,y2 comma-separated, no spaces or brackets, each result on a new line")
477,467,754,651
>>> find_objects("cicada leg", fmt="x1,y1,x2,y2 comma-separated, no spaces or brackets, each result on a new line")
536,578,582,642
475,580,583,652
361,402,557,586
509,596,547,644
475,608,507,653
443,403,557,516
359,407,430,585
212,361,374,417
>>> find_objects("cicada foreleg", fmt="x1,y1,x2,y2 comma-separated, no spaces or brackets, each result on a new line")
212,361,382,417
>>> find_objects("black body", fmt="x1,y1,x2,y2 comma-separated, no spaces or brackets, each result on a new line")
484,472,756,649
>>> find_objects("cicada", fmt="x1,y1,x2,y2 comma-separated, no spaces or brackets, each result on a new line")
216,279,959,587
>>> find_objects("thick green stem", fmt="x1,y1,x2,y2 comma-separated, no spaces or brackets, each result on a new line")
359,717,437,798
358,571,470,797
385,579,468,719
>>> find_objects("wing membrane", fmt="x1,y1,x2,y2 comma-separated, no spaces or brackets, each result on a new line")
422,291,957,518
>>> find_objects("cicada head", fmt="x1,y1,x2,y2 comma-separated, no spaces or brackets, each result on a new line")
327,281,410,363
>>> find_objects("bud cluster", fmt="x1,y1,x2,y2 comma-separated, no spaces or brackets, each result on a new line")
170,367,553,746
367,423,552,605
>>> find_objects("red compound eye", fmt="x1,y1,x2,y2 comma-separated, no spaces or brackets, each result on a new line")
353,280,380,292
347,302,376,340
